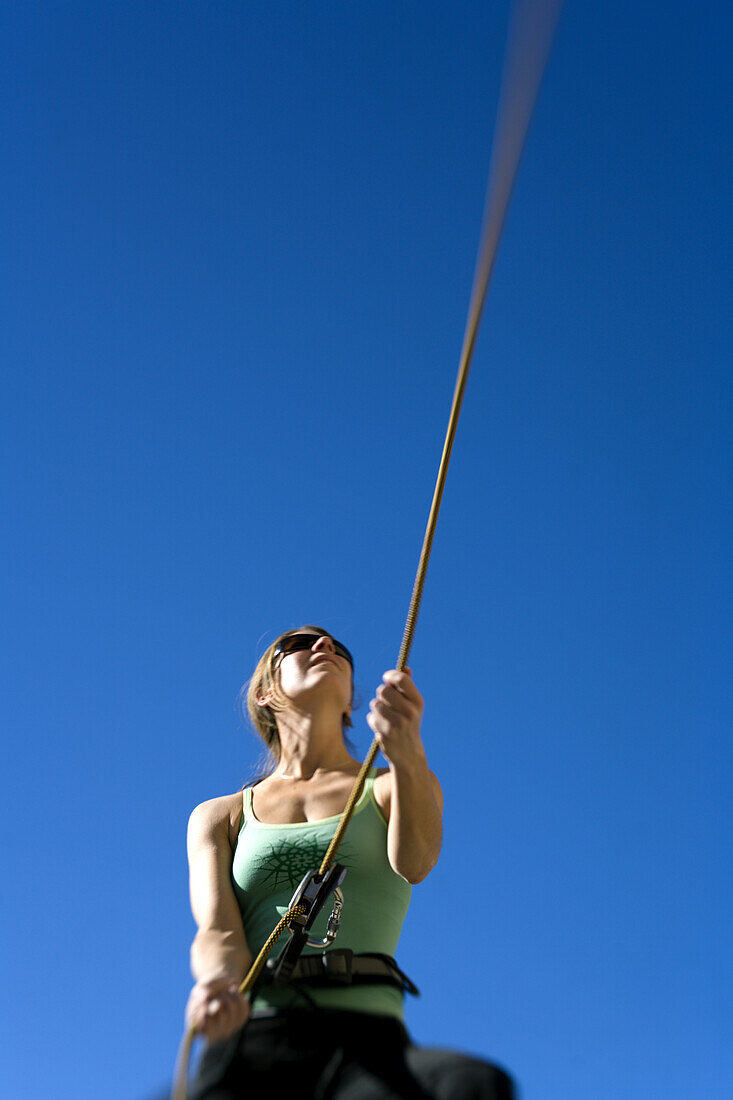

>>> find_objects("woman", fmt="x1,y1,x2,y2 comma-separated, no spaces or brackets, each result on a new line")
184,626,514,1099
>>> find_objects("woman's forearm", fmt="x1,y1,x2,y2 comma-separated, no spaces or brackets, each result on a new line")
191,926,252,983
367,668,443,884
387,753,443,885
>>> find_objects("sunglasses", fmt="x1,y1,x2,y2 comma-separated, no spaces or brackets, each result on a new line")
273,632,354,670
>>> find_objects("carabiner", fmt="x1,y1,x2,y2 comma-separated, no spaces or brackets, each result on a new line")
305,885,343,948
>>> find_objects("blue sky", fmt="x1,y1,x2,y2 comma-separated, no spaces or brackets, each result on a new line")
2,2,731,1098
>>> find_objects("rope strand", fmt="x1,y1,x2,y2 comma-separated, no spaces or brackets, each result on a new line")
322,0,563,869
172,3,562,1094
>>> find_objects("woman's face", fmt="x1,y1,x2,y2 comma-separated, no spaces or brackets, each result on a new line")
274,630,353,717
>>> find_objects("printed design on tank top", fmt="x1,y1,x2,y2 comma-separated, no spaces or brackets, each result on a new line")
251,835,356,892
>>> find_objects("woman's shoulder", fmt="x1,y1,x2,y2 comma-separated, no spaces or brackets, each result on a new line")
188,790,244,849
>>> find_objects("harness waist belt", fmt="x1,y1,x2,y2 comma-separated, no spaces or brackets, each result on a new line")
266,949,420,996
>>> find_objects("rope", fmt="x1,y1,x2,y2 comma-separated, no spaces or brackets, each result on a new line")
321,0,563,875
172,2,562,1094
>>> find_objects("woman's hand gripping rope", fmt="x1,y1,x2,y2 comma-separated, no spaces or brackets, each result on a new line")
185,975,250,1045
367,667,425,769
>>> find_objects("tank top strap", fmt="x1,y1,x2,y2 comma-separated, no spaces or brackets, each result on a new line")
242,785,255,822
363,765,377,794
355,765,378,811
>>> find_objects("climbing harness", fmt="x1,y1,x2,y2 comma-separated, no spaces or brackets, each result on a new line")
172,2,563,1096
258,950,419,998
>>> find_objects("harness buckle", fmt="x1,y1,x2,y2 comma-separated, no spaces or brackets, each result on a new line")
321,947,354,984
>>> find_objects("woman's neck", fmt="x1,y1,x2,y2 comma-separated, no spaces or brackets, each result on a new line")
274,705,354,780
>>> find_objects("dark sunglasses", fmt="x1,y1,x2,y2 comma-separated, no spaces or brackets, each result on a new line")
273,632,354,670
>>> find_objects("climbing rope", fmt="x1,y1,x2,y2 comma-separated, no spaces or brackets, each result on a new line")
322,0,563,877
172,2,562,1095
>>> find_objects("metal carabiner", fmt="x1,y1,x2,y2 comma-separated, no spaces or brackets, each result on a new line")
305,885,344,948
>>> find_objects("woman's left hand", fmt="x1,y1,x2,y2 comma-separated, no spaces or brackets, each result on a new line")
367,668,425,768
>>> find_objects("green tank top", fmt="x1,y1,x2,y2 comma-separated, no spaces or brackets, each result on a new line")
231,767,412,1020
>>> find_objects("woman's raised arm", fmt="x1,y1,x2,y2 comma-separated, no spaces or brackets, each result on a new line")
369,669,444,885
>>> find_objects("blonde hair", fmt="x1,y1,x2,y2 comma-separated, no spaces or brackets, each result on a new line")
242,626,354,768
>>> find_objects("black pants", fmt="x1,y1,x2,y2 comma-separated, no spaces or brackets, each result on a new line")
189,1010,515,1100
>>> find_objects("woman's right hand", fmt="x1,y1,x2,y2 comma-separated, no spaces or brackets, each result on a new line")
185,975,250,1043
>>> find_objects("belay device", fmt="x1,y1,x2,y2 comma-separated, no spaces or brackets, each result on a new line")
263,863,347,987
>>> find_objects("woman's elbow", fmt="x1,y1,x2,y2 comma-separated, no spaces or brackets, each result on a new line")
393,847,441,885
